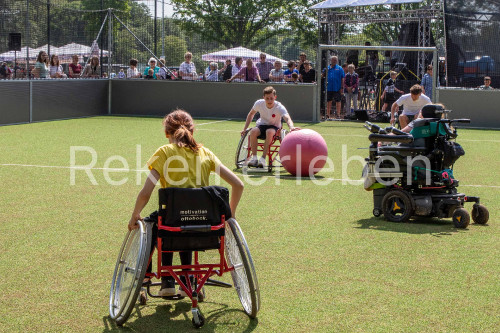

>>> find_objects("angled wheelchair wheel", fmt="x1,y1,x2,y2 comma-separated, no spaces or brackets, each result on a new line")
109,221,152,326
452,208,470,228
225,218,260,318
382,190,414,222
471,204,489,225
235,129,251,169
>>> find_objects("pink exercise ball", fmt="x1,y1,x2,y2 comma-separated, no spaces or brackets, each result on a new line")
279,129,328,176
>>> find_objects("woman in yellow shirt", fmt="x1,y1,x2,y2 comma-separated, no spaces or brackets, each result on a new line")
128,109,244,296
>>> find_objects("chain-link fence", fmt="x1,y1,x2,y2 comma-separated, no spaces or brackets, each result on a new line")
1,0,499,88
0,0,317,80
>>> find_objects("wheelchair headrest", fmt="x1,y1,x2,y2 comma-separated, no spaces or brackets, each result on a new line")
421,104,444,119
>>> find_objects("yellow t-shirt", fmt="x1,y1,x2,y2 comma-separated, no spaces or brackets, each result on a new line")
147,144,221,189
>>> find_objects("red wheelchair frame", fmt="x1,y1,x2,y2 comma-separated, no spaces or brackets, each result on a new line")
235,127,288,172
109,190,259,329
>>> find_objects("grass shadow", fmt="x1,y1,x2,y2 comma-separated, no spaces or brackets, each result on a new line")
102,300,258,332
354,216,465,237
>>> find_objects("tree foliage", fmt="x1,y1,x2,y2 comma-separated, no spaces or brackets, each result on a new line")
170,0,289,49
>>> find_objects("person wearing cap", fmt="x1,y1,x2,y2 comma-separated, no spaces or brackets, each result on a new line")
479,76,494,90
143,57,160,79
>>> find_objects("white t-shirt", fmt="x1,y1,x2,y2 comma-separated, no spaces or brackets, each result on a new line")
231,64,244,82
127,67,139,78
49,65,63,76
179,61,197,80
395,93,431,116
252,99,288,128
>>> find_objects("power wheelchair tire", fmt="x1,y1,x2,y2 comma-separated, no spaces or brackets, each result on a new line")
109,221,152,326
381,190,414,222
452,208,470,229
373,208,382,217
225,218,260,318
235,129,251,168
472,204,489,225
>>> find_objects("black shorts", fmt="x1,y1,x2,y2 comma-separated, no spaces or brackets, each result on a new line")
327,91,342,102
257,125,279,140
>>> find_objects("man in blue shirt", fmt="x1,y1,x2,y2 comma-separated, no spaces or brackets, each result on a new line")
325,56,345,120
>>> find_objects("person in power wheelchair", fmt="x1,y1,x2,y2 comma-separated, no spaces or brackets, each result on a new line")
240,86,297,168
110,110,258,328
363,104,489,228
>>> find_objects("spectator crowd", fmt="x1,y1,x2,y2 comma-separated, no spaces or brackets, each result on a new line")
0,50,318,84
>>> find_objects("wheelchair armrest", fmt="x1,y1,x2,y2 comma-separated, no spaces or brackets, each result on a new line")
369,133,413,144
378,146,427,153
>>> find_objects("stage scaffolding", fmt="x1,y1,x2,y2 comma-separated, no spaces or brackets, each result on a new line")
314,0,443,78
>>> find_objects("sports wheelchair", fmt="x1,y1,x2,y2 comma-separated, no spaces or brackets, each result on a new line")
235,126,288,172
362,106,489,228
109,186,260,328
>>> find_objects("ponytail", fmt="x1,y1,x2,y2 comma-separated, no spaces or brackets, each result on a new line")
163,110,201,152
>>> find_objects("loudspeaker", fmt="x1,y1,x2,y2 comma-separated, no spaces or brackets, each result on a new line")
8,33,21,51
354,110,369,121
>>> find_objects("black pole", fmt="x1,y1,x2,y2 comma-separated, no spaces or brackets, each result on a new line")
47,0,50,56
26,0,30,79
100,0,104,77
154,0,157,56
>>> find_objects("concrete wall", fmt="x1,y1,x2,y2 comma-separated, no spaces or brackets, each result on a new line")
31,80,108,121
111,80,316,121
438,88,500,128
0,81,30,125
3,80,500,128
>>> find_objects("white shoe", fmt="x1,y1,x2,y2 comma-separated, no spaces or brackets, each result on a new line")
158,287,176,297
246,155,258,167
258,157,266,168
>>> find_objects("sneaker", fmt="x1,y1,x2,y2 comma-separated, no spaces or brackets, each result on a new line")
246,155,258,167
158,277,175,296
258,157,266,168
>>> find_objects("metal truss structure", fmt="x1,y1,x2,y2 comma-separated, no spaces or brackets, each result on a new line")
317,0,443,77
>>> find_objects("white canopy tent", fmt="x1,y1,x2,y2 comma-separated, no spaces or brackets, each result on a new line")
311,0,423,9
202,46,287,64
0,46,39,61
0,43,109,62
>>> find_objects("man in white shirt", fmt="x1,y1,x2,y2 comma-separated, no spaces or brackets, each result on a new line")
391,84,431,129
241,86,298,167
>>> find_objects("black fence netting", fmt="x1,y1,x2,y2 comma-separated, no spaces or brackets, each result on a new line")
0,0,317,80
445,0,500,88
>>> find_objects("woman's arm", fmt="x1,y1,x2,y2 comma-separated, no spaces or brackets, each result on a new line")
128,169,160,230
216,164,244,218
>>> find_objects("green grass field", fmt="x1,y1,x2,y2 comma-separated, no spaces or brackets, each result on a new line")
0,116,498,332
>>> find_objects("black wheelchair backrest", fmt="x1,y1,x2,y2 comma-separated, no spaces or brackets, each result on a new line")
158,186,231,228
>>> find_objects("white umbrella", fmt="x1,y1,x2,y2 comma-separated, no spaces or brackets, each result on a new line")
202,46,287,64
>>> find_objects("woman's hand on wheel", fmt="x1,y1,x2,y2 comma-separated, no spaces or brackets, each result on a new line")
128,215,142,231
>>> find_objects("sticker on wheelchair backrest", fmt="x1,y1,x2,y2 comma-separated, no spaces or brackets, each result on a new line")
179,209,209,222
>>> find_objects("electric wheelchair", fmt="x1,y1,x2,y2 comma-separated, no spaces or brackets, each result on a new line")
109,186,260,328
362,105,489,228
235,126,288,172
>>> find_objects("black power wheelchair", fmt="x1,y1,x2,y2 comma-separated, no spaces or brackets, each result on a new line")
109,186,260,328
362,105,489,228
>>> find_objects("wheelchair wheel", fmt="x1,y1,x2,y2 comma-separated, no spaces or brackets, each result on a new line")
381,190,414,222
452,208,470,228
471,204,489,225
109,221,152,326
225,218,260,318
235,129,251,168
